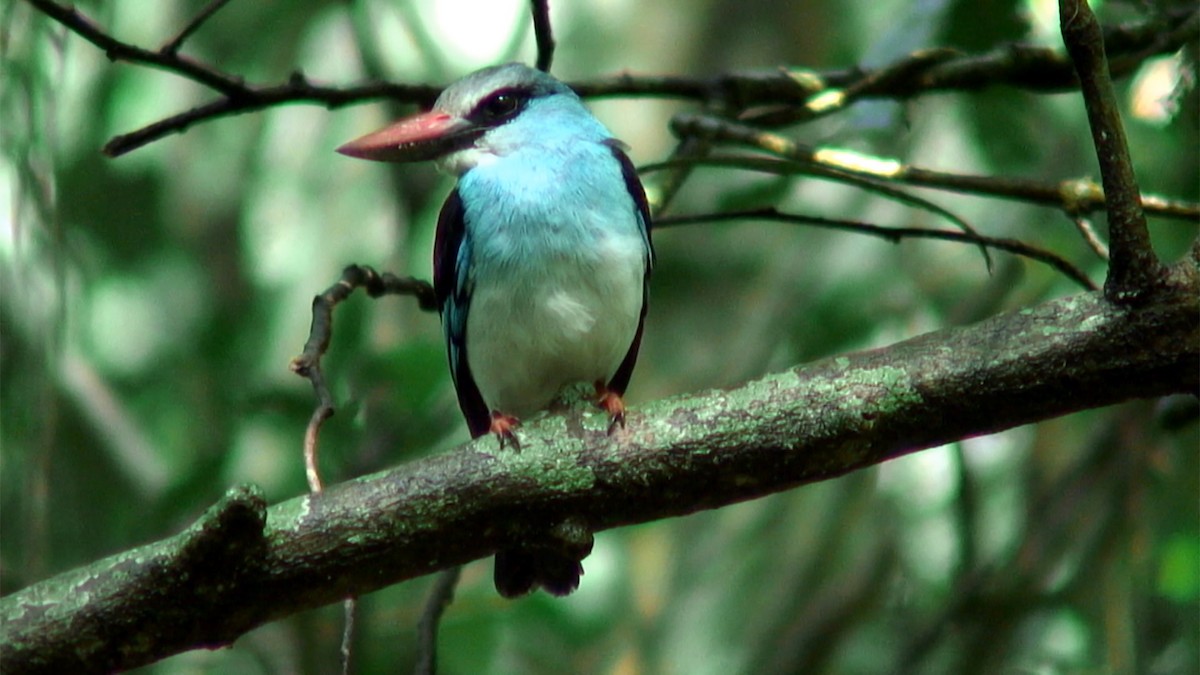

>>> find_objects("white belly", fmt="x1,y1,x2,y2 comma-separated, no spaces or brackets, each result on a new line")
465,235,645,418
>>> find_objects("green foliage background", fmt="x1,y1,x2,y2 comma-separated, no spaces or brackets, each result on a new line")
2,0,1197,673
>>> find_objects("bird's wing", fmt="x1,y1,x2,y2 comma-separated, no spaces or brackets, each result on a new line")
434,189,491,437
604,140,654,395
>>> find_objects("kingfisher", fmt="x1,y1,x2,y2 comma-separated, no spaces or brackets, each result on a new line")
337,63,653,596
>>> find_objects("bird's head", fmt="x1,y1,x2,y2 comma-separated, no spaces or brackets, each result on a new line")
337,63,604,176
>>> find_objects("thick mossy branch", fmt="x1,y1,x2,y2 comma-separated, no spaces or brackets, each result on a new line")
2,270,1197,674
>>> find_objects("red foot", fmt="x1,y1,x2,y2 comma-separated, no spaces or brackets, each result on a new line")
489,411,521,450
594,381,626,435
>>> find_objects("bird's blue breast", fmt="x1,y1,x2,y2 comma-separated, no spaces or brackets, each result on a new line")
459,139,635,259
451,140,648,417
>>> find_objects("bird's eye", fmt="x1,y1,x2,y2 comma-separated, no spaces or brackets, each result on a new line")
480,92,522,120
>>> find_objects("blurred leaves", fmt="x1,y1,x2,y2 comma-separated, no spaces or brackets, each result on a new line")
2,0,1197,673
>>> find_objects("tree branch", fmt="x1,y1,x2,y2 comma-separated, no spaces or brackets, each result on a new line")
1059,0,1168,302
659,125,1200,224
159,0,234,55
414,568,462,675
26,0,1196,156
99,78,442,157
26,0,248,96
289,265,436,492
3,267,1196,673
530,0,555,73
654,209,1097,290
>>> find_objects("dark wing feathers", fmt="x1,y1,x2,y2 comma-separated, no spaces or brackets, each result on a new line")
431,189,463,307
433,190,491,437
435,142,651,435
603,140,653,396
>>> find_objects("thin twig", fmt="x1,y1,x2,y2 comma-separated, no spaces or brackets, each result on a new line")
661,122,1200,223
300,372,333,493
414,567,463,675
530,0,555,72
27,0,247,96
1070,214,1110,260
160,0,235,55
289,266,436,493
1059,0,1166,302
101,78,441,157
744,48,961,127
647,136,713,217
654,208,1098,290
642,154,993,269
28,0,1195,157
574,8,1198,104
902,170,1200,223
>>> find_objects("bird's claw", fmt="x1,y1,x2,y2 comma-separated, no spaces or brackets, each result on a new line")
489,411,521,450
594,382,626,435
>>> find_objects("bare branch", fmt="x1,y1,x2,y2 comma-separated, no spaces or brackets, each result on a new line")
530,0,555,72
289,265,436,492
896,170,1200,223
574,8,1197,105
27,0,247,96
648,154,1002,269
657,126,1200,223
160,0,235,55
654,208,1098,290
743,48,962,127
300,372,333,493
101,78,441,157
414,568,463,675
27,0,1195,157
1059,0,1168,302
1070,214,1111,260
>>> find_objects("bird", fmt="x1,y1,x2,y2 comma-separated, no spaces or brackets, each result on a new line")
336,63,653,597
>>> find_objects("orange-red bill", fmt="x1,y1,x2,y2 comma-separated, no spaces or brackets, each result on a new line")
336,111,473,162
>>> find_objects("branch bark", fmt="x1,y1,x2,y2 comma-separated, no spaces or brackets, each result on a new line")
3,263,1196,674
1059,0,1167,301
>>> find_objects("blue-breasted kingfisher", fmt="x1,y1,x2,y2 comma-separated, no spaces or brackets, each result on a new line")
337,63,654,597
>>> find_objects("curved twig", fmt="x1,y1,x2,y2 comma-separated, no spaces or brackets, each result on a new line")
413,568,463,675
28,0,247,96
642,155,994,269
654,208,1099,290
289,266,436,492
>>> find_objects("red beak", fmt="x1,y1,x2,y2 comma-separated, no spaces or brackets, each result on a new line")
336,111,478,162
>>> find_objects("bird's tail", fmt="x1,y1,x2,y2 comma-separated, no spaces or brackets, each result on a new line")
493,546,584,598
